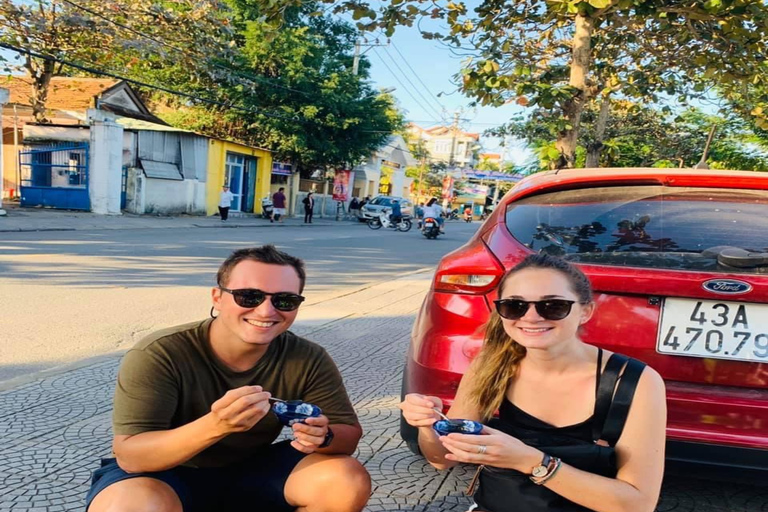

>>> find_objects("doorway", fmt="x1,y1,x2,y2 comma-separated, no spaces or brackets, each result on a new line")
225,152,259,213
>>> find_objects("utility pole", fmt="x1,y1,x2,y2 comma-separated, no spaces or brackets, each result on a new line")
493,136,506,206
0,88,9,216
352,39,361,76
352,37,388,75
448,110,460,168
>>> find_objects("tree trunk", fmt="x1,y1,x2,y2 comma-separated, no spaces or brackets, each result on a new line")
28,58,55,124
585,94,611,168
555,13,594,169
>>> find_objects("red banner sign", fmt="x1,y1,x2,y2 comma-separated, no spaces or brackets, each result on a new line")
441,176,454,200
333,169,354,201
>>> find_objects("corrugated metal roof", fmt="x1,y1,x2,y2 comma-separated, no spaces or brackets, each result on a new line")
140,159,183,181
117,116,194,133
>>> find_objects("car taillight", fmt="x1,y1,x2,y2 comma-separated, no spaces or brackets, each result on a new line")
434,239,504,294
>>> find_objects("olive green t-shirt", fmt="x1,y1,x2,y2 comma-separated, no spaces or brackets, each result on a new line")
112,318,358,468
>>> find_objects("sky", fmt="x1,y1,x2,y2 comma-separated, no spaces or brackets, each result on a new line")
348,15,533,166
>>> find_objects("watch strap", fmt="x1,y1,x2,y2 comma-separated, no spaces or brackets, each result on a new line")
318,426,334,448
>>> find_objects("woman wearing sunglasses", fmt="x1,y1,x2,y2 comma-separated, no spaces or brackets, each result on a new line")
400,253,666,512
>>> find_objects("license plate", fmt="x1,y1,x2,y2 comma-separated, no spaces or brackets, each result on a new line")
657,298,768,362
425,221,435,226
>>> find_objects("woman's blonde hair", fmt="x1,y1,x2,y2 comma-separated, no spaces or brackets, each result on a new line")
468,253,593,420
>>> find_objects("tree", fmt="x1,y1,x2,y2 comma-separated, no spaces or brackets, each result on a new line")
0,0,233,122
158,2,403,175
495,101,768,171
240,0,768,169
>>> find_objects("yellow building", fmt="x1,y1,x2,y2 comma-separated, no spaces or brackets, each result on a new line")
206,139,273,216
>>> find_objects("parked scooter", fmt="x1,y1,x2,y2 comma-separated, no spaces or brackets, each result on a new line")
261,197,274,219
421,217,441,239
367,209,412,232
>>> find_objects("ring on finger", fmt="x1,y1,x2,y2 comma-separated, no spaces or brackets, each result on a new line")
478,445,487,455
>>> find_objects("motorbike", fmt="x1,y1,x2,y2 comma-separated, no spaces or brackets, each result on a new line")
447,209,460,221
422,217,440,239
367,209,412,232
261,197,274,219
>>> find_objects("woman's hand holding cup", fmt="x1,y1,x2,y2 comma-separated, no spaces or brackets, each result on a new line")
399,393,444,428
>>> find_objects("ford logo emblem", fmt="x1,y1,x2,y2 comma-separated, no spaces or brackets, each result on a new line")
702,279,752,295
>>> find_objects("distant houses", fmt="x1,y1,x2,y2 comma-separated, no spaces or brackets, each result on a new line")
1,76,275,216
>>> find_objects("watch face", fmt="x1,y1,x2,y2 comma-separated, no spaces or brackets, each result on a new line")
532,465,549,478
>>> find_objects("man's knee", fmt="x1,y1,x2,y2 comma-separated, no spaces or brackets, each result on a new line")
287,455,371,511
88,477,182,512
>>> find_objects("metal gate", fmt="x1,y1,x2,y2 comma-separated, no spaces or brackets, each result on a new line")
19,143,90,210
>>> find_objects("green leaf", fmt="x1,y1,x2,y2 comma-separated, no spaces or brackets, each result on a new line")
588,0,611,9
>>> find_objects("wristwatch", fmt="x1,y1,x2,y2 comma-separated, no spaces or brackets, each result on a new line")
319,426,335,448
531,453,552,478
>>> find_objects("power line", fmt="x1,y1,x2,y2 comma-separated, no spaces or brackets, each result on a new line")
0,42,302,123
371,48,442,123
379,46,444,121
388,41,445,115
60,0,314,98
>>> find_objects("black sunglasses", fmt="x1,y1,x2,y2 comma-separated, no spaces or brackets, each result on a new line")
493,299,579,321
219,287,305,311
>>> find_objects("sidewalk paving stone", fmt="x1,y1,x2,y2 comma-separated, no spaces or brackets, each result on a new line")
1,271,767,511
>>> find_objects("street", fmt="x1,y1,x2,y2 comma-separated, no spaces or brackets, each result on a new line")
0,220,767,511
0,221,474,385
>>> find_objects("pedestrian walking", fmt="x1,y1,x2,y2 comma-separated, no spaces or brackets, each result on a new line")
349,197,360,219
302,192,315,224
400,253,666,512
272,187,287,223
218,185,234,221
84,245,370,512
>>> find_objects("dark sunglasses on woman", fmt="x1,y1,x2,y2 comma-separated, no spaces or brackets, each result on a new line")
493,299,581,321
219,287,305,311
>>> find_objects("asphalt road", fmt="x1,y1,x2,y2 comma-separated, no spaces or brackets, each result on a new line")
0,221,479,385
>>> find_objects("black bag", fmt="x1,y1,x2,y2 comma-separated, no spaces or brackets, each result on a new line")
471,353,646,512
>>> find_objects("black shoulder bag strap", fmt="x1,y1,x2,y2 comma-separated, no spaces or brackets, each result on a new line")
601,357,647,446
591,352,626,443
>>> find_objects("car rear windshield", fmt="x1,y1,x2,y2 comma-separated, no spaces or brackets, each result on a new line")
505,185,768,274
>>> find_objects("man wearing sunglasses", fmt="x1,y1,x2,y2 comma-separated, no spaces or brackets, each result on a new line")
86,245,370,512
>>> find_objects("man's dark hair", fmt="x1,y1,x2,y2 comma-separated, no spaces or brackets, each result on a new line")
278,187,285,192
217,245,306,292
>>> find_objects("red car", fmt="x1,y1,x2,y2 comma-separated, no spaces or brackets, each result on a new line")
401,168,768,472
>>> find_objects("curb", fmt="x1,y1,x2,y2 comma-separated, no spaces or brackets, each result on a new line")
0,220,361,233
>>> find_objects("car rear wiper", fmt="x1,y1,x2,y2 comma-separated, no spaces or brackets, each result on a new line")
703,246,768,268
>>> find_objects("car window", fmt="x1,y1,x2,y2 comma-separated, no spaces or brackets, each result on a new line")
505,185,768,274
371,197,392,206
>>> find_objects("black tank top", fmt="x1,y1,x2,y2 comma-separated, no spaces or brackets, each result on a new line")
498,347,603,444
473,349,646,512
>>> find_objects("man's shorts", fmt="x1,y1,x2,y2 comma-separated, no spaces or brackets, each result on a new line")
273,208,286,216
85,440,307,512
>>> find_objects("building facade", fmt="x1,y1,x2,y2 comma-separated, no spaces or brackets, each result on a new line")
206,140,273,217
406,123,480,168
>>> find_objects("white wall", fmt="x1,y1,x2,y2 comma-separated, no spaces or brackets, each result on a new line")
88,109,123,215
129,173,206,215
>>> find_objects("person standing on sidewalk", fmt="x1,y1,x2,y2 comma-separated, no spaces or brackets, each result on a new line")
85,245,370,512
349,197,360,219
302,192,314,224
272,187,287,223
218,185,234,221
